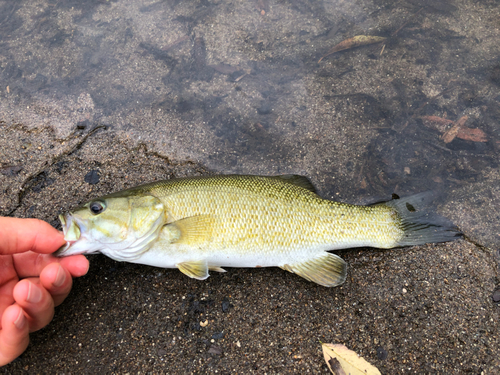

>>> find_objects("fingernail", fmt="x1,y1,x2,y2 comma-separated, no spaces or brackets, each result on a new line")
27,282,42,304
14,308,27,330
53,265,66,287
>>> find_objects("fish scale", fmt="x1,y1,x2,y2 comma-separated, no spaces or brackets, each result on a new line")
56,174,461,287
151,176,395,250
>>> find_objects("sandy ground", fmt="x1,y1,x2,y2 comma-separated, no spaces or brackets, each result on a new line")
1,0,499,373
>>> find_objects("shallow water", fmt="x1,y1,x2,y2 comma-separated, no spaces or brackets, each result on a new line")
1,0,499,244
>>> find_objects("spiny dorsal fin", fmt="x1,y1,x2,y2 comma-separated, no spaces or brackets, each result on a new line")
177,260,209,280
166,214,216,245
280,252,347,287
275,174,317,193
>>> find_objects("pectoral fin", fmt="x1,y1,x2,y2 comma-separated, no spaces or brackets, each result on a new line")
166,214,215,245
280,252,347,287
177,260,209,280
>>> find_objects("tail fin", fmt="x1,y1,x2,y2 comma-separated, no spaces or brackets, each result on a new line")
383,192,462,247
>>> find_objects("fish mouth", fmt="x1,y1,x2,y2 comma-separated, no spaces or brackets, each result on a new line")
54,213,82,257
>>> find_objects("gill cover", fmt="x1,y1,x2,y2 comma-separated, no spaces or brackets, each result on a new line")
104,195,166,261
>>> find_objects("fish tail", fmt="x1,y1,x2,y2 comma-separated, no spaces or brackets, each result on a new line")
383,191,462,247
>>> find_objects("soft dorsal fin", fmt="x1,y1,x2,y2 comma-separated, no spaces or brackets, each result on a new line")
280,252,347,287
275,174,317,193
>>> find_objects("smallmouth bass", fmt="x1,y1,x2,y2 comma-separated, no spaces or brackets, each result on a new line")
55,174,461,287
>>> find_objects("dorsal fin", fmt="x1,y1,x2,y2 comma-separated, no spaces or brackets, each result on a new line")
275,174,317,193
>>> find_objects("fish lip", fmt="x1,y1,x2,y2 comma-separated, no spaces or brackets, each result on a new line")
53,241,74,256
54,213,81,257
60,213,74,237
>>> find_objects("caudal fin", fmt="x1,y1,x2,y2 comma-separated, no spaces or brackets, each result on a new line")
383,192,462,247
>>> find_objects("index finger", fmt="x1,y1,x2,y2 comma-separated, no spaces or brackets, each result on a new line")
0,218,65,255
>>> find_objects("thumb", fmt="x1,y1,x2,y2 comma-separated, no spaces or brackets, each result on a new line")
0,218,65,255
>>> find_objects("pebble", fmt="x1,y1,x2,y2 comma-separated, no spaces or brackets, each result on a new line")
208,345,222,355
492,289,500,303
84,170,100,185
222,297,232,312
376,346,388,360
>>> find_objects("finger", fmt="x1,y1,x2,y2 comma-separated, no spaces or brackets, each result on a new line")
0,304,29,366
0,218,65,255
0,255,17,318
58,255,90,278
39,264,73,307
0,277,17,325
13,280,54,333
13,252,89,279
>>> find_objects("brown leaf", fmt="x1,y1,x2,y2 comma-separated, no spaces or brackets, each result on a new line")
441,116,488,143
319,36,386,62
455,115,468,127
442,123,461,143
420,116,454,133
457,127,487,142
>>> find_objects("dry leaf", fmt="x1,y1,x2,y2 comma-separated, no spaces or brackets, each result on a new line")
322,343,381,375
421,115,486,143
319,36,386,62
441,115,476,143
455,115,468,128
442,123,461,143
420,116,454,133
457,127,487,142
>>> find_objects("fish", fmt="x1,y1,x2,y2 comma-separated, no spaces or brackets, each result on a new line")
55,174,461,287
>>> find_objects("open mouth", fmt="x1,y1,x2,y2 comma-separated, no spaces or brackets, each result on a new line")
54,214,81,256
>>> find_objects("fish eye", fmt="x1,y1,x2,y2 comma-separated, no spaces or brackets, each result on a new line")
89,201,106,215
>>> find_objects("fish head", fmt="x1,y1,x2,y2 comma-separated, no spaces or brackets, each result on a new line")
55,194,166,261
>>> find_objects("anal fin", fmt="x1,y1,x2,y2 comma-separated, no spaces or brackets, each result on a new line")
209,266,227,273
177,260,209,280
280,252,347,287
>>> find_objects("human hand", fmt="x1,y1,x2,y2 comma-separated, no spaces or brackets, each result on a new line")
0,217,89,366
